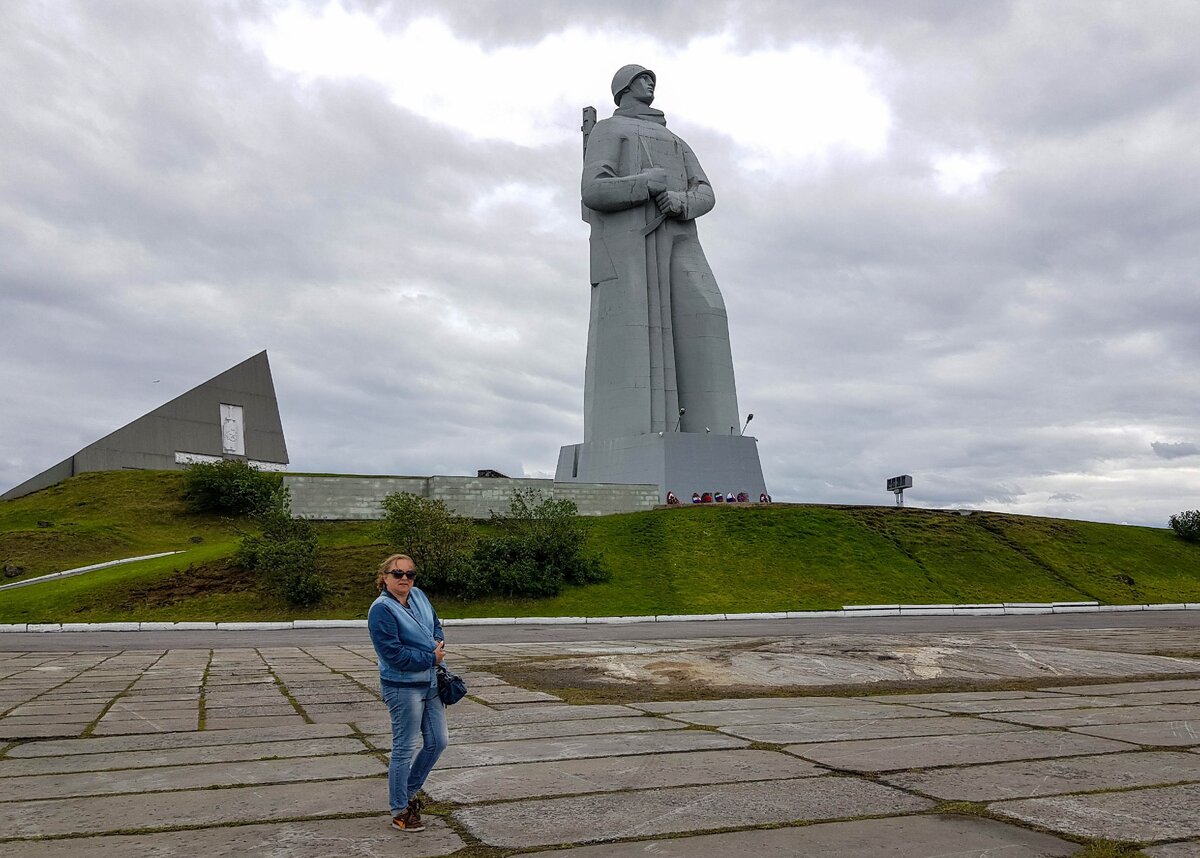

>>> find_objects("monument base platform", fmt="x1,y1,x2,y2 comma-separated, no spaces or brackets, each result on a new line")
556,433,766,503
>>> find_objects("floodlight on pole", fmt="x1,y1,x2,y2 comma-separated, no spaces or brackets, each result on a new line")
886,474,913,507
740,413,754,435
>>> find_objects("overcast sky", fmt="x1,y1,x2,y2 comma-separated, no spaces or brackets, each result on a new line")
3,1,1198,526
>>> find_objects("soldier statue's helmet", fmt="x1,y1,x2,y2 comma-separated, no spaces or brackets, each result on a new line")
611,64,656,105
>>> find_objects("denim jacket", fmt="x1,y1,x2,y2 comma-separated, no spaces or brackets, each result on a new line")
367,587,444,685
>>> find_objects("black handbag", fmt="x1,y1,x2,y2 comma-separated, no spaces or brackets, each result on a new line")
436,663,467,705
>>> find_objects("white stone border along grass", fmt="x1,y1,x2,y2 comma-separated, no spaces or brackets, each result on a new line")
2,601,1199,632
0,552,184,592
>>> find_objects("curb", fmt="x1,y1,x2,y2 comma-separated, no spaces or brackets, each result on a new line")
2,602,1199,632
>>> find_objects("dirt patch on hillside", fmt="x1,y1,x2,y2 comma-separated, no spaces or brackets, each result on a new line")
116,558,252,608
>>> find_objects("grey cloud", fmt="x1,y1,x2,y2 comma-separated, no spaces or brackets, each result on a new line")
3,1,1199,527
1152,442,1199,460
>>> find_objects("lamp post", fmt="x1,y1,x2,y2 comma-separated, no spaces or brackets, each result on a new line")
887,475,913,507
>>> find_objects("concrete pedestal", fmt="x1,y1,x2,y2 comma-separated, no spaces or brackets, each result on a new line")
555,433,766,503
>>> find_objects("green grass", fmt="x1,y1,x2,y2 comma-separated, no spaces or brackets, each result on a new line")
0,470,241,580
1066,842,1153,858
2,471,1199,623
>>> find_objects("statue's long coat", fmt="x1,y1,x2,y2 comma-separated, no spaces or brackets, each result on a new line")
581,113,740,440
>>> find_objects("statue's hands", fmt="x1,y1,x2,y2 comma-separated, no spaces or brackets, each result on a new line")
644,167,669,195
655,190,687,217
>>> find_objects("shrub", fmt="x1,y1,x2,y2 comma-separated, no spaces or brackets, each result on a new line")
376,489,607,600
1169,510,1200,543
379,493,475,593
182,460,285,517
469,535,562,598
236,506,328,607
470,489,608,597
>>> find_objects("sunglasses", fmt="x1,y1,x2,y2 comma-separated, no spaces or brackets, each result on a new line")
388,570,417,580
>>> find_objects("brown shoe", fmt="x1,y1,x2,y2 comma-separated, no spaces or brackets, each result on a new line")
406,796,424,827
390,807,425,832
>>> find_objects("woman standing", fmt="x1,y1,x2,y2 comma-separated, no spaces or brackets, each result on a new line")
367,553,448,832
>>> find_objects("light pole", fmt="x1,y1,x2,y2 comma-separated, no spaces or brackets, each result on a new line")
887,475,913,507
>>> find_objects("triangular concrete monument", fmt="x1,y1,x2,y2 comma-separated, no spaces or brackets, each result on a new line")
2,351,289,500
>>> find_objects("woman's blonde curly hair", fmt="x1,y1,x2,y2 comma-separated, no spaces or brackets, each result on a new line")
375,553,415,592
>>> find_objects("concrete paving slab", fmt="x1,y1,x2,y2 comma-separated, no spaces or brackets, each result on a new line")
92,717,199,735
307,711,383,724
456,776,932,848
994,783,1200,842
0,720,90,739
469,687,562,704
444,703,639,728
0,753,384,801
788,730,1135,772
884,751,1200,801
203,714,307,730
102,698,199,712
983,703,1200,728
198,704,299,717
98,707,197,722
0,777,384,839
0,816,464,858
1099,690,1200,705
722,714,1024,744
449,715,680,744
426,748,822,803
298,702,381,715
632,696,863,713
663,702,943,727
3,702,109,716
1040,679,1200,695
304,710,384,724
43,682,126,692
1145,841,1200,857
543,637,1200,689
903,696,1127,713
437,696,493,717
519,814,1076,857
4,722,353,757
861,690,1062,704
0,736,369,776
438,729,747,769
286,692,379,704
202,695,291,707
1071,720,1200,746
25,694,115,705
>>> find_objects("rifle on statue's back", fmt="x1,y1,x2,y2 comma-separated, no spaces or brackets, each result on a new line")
581,106,596,223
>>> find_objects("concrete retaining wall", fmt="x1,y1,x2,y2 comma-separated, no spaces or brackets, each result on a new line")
284,474,659,520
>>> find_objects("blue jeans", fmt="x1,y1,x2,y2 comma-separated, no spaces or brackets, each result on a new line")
381,679,448,815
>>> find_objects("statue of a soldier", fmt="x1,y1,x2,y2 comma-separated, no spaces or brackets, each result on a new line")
581,64,741,441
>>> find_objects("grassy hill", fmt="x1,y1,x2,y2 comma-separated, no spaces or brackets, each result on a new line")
1,470,1198,623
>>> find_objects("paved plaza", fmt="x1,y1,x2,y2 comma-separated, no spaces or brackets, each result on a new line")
1,622,1199,855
